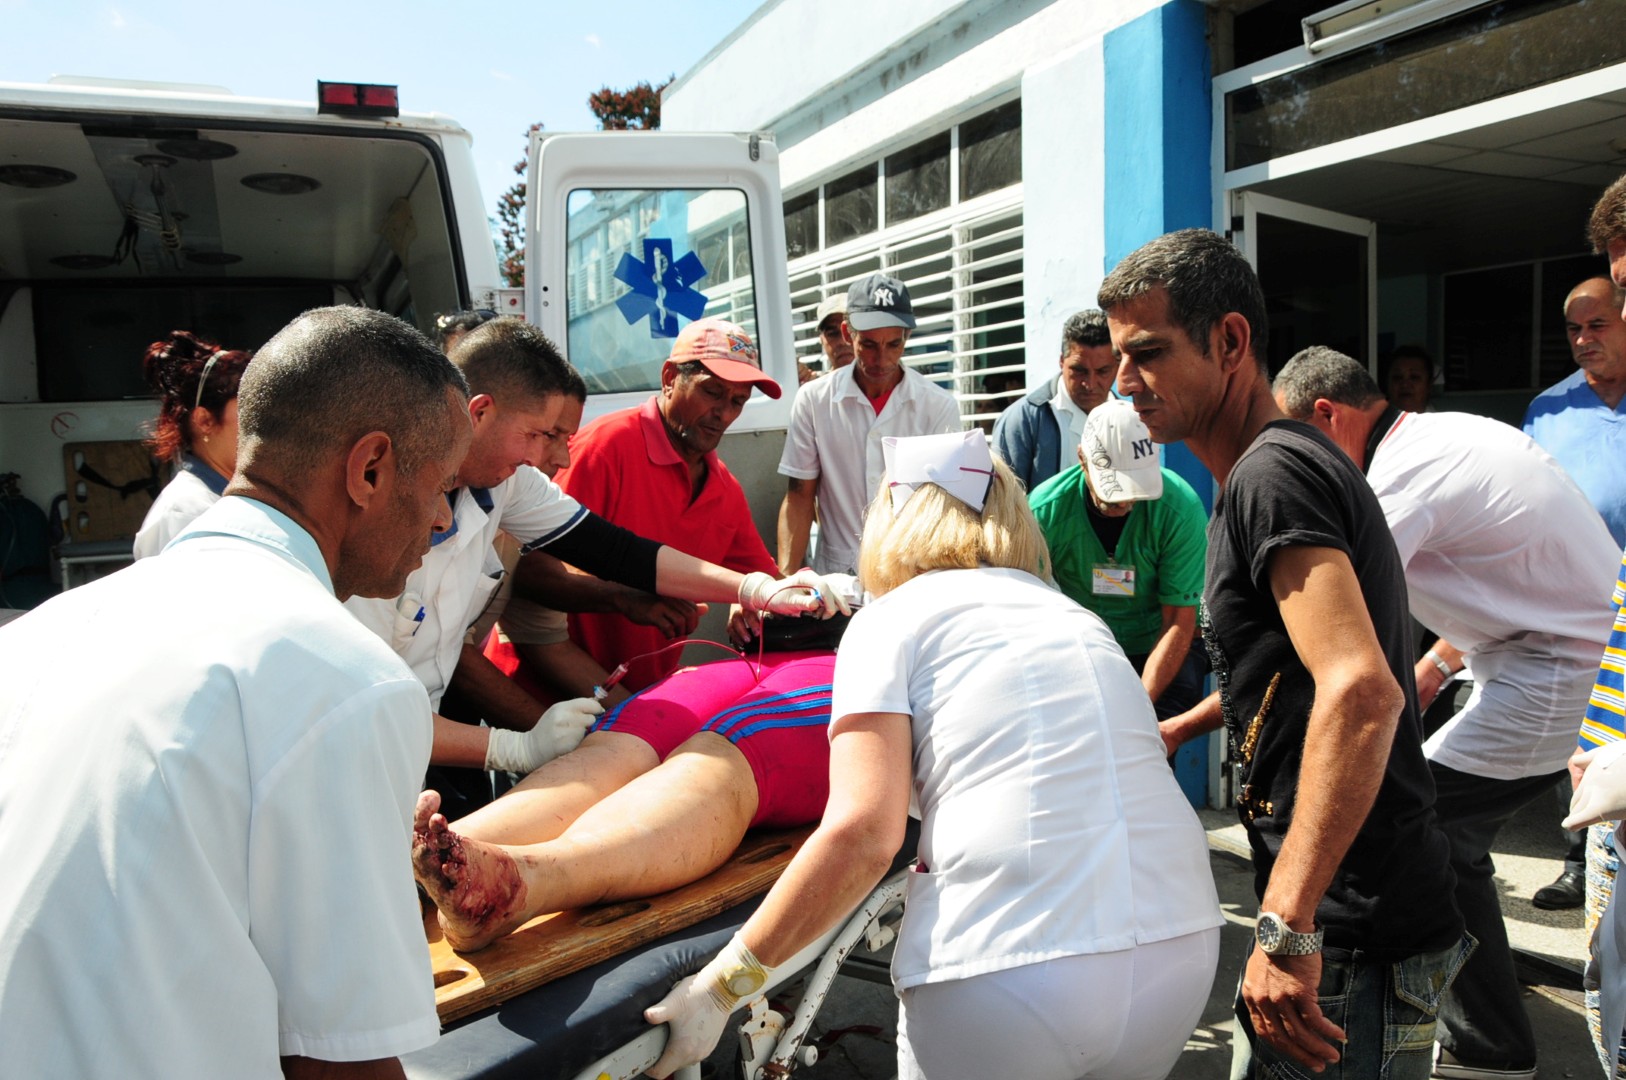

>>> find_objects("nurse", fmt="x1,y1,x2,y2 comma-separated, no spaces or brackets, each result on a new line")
646,430,1224,1080
133,331,251,558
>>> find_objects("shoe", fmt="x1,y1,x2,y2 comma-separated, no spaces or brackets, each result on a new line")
1432,1048,1536,1080
1532,868,1584,910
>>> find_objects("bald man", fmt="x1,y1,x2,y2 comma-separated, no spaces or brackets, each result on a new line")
1524,276,1626,546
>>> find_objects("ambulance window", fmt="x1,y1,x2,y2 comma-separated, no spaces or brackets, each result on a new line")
564,187,758,394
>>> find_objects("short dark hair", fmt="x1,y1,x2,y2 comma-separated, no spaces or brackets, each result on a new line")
1273,346,1384,417
1097,229,1269,368
1589,173,1626,254
1386,344,1434,381
453,319,586,404
238,307,469,478
1060,309,1111,354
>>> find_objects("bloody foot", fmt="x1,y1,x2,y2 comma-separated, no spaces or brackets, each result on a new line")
411,790,532,952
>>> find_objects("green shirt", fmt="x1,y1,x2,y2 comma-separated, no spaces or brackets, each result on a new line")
1028,466,1207,655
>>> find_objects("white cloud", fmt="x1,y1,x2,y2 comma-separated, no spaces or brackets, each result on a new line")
490,70,514,82
108,7,126,28
584,33,601,48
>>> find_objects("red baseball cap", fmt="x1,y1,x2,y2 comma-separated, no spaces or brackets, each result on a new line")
666,317,782,399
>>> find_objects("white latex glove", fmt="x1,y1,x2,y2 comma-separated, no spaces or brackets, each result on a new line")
644,934,776,1078
1565,741,1626,830
737,569,851,618
484,697,603,774
813,571,863,612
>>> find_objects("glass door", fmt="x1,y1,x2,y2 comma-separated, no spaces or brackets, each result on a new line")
1235,191,1377,376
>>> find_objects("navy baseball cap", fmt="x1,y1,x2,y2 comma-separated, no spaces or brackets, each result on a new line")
846,273,916,332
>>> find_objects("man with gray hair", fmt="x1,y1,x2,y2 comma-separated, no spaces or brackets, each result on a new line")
0,306,473,1077
1100,229,1467,1080
1272,345,1618,1080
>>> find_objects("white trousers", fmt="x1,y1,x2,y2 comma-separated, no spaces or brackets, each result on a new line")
896,926,1221,1080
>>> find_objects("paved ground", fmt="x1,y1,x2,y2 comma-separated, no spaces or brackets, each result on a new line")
729,792,1602,1080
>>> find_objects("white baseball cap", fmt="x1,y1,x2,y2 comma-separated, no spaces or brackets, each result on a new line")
1081,398,1163,503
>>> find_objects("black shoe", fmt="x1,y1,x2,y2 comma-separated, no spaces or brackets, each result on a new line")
1532,868,1584,910
1433,1048,1536,1080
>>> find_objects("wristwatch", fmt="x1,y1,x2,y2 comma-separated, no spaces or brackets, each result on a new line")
1255,912,1324,955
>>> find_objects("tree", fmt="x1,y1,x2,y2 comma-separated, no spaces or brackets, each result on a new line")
492,77,673,287
587,77,670,131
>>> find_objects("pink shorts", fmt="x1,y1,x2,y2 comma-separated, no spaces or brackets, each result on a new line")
591,650,835,828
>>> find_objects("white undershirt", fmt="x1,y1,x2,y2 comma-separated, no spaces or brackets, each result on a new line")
1048,388,1089,476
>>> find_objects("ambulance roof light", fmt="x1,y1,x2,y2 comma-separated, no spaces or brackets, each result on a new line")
316,81,399,119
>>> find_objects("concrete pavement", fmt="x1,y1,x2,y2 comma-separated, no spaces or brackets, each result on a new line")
764,794,1601,1080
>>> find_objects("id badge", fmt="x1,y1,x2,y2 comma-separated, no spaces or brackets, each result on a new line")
1091,562,1135,597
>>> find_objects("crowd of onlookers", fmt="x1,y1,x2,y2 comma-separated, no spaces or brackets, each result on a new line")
12,169,1626,1080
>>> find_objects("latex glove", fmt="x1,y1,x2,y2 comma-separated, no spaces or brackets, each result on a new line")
645,934,775,1078
737,569,852,619
1564,741,1626,830
485,697,603,774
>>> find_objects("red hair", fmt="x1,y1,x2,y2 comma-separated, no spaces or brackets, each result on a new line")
141,331,252,461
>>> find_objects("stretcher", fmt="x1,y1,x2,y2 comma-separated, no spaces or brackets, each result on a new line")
401,823,916,1080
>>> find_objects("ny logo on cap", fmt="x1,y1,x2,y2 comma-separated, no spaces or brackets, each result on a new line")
872,286,895,307
1131,437,1153,460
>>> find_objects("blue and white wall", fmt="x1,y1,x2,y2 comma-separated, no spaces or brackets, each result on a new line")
667,0,1220,802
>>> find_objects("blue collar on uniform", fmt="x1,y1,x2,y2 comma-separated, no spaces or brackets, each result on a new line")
180,452,230,496
428,486,494,547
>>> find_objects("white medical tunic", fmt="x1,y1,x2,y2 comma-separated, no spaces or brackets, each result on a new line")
832,567,1222,992
132,456,229,559
1367,410,1619,778
0,496,438,1078
778,365,961,575
346,465,587,709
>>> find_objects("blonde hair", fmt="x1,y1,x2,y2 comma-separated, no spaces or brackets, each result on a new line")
858,454,1051,597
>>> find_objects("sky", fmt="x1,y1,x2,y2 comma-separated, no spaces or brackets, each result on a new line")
6,0,766,224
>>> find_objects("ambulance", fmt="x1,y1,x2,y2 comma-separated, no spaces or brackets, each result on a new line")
0,76,795,602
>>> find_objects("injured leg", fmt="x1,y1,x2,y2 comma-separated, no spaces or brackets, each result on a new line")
413,790,533,952
415,734,759,952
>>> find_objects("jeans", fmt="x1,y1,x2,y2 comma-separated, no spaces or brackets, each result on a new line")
1431,763,1567,1069
1232,934,1476,1080
1584,821,1626,1077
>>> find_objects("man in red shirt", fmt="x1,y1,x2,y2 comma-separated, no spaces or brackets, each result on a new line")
502,317,781,694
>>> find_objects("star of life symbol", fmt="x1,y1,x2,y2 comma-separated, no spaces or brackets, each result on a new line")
614,238,710,338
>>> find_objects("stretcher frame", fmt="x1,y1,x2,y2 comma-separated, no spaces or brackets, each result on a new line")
566,871,909,1080
403,826,916,1080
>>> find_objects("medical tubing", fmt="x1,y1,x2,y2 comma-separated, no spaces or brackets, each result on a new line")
594,584,815,697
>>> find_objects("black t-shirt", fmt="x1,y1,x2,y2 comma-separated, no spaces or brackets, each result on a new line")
1204,421,1462,961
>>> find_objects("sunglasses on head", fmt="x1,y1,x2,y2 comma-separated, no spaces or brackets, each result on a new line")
435,309,499,330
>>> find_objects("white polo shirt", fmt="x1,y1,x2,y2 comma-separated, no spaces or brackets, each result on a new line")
778,364,961,575
0,497,438,1076
346,464,587,709
1367,410,1619,778
832,567,1222,991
